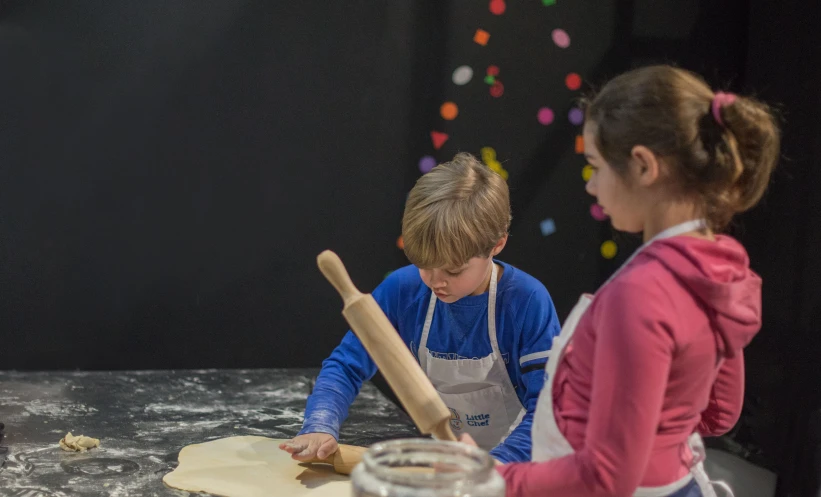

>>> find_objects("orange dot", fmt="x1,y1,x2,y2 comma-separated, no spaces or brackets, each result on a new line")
474,29,490,46
566,73,582,90
397,236,404,250
440,102,459,120
575,135,584,154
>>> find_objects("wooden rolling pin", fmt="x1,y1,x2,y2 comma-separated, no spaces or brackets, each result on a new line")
317,250,457,442
305,444,368,475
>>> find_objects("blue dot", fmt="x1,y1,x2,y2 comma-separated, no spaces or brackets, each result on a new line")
540,218,556,236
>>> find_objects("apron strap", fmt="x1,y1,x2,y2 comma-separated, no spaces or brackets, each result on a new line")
487,263,500,356
419,291,437,370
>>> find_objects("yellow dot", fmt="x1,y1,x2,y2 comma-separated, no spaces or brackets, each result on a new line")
582,164,593,181
480,146,496,163
486,159,508,180
601,240,618,259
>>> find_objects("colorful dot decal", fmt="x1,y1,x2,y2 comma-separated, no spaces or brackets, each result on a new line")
452,66,473,85
538,107,555,125
431,131,449,150
566,73,582,90
440,102,459,120
601,240,618,259
552,29,570,48
590,204,607,221
540,218,557,236
481,146,509,180
419,155,437,174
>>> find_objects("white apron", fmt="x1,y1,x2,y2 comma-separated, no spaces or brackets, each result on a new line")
532,220,734,497
418,262,526,450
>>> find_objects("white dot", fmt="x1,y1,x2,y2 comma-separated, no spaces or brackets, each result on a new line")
452,65,473,85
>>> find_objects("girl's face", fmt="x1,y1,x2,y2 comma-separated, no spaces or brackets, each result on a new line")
583,122,646,234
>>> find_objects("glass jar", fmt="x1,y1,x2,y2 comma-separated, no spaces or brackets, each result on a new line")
351,438,506,497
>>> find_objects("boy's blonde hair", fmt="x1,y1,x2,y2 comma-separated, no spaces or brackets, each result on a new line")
402,152,511,269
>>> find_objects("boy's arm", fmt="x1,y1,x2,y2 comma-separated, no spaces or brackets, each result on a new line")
299,270,408,439
299,331,378,439
490,288,561,463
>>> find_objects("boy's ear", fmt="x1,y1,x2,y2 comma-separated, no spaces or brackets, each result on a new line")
490,234,508,257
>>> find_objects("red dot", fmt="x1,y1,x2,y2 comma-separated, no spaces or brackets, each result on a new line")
490,81,504,98
566,73,582,90
487,65,500,77
489,0,506,15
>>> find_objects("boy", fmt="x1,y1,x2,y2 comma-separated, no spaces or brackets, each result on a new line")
281,153,560,463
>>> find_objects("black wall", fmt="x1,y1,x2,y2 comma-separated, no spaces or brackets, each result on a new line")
1,1,819,494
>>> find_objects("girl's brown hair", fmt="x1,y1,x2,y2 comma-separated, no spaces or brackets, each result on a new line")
585,65,780,231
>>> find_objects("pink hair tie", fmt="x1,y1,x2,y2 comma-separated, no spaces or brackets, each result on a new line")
711,92,737,127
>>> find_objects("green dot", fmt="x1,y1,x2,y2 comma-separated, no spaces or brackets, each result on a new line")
484,75,495,85
542,0,556,5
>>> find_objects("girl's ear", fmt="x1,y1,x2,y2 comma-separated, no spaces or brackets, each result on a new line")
629,145,662,187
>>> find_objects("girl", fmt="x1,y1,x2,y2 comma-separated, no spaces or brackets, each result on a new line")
465,65,780,496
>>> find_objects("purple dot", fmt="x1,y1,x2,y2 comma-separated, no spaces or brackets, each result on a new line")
568,108,584,125
418,156,437,174
537,107,554,125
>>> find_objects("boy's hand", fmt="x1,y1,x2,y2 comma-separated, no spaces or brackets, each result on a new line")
458,433,478,447
458,433,503,466
278,433,338,461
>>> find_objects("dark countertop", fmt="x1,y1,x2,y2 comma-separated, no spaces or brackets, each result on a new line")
0,369,419,496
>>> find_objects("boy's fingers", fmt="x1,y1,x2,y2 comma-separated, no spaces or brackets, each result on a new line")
279,441,307,454
316,439,337,460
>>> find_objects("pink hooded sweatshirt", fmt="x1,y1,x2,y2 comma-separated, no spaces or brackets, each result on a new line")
499,235,761,496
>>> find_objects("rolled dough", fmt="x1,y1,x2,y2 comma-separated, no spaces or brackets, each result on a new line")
163,436,351,497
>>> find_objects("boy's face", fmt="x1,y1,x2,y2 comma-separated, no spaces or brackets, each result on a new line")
418,256,495,304
417,236,506,304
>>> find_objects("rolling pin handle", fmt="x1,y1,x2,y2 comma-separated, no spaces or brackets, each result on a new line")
317,251,363,307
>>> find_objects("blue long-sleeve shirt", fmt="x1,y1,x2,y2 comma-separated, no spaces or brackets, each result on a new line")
300,260,561,462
